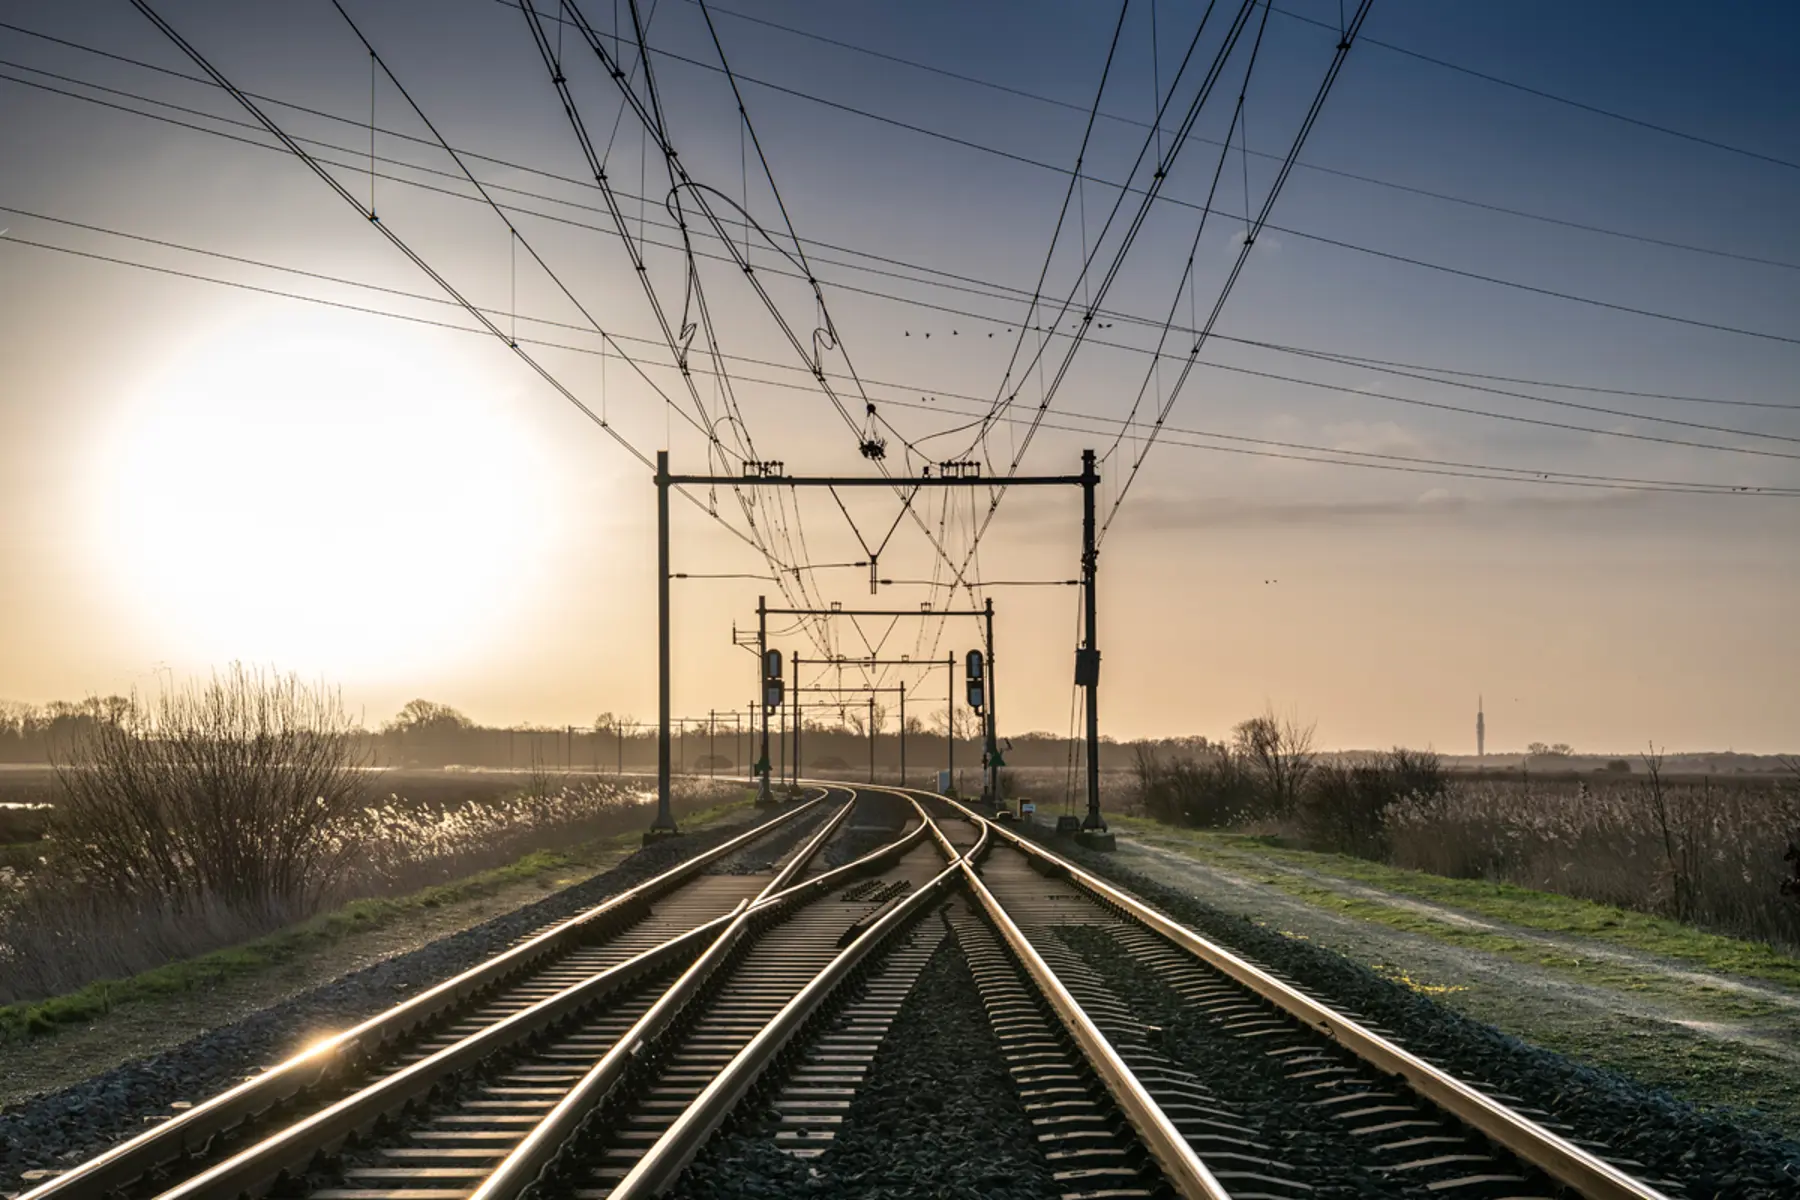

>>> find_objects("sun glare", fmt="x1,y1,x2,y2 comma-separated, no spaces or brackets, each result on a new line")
91,316,558,677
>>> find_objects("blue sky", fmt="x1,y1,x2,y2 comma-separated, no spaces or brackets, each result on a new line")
1,0,1796,752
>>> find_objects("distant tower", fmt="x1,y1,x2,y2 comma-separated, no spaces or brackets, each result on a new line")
1476,695,1486,759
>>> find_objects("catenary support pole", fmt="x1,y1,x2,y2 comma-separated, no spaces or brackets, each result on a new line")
1081,448,1104,831
651,451,676,834
985,597,999,805
756,595,773,805
899,681,906,788
868,696,876,783
947,651,955,793
789,650,800,794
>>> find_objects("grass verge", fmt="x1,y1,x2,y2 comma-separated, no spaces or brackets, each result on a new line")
1109,814,1800,993
0,797,753,1041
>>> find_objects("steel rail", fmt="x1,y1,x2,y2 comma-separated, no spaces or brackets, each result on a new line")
462,787,937,1200
13,792,832,1200
146,908,748,1200
755,791,858,900
957,838,1232,1200
600,792,980,1199
940,793,1674,1200
88,791,918,1200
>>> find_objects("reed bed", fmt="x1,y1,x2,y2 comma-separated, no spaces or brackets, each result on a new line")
1387,776,1800,950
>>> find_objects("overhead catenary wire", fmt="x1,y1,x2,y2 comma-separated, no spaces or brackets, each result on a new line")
450,10,1800,349
14,227,1795,498
618,3,1800,273
531,0,983,615
15,224,1795,496
1266,3,1800,175
120,0,801,576
8,55,1795,418
1107,0,1377,533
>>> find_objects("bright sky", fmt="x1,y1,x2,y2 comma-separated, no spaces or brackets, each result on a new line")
1,0,1796,753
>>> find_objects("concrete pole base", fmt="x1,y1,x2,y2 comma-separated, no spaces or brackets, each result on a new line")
641,826,681,845
755,776,778,807
1074,828,1117,851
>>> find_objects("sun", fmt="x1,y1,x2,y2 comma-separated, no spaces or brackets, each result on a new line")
90,314,559,679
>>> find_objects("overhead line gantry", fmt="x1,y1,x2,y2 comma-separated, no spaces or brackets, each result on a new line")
649,450,1106,844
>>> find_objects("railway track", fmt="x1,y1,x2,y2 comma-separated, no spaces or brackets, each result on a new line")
13,788,1687,1200
936,793,1681,1200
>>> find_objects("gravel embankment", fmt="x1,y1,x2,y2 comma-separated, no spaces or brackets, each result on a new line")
0,809,786,1193
673,917,1062,1200
1051,840,1800,1198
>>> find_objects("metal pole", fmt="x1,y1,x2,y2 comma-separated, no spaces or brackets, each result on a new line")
756,594,773,805
778,681,788,792
899,681,906,788
1081,448,1104,831
789,652,800,794
868,696,876,784
985,597,999,805
652,450,677,833
709,709,715,779
946,652,955,794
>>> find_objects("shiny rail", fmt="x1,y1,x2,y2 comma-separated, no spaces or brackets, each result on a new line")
937,791,1673,1200
16,791,836,1200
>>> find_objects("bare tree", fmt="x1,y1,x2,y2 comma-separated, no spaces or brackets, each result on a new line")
1233,707,1316,815
928,707,978,740
50,665,374,922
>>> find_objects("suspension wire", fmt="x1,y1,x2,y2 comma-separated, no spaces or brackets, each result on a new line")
26,222,1795,492
547,0,981,601
696,0,912,470
943,0,1263,592
986,0,1131,425
520,0,833,643
977,0,1263,458
17,54,1795,403
1100,2,1273,472
122,0,798,569
1104,0,1376,534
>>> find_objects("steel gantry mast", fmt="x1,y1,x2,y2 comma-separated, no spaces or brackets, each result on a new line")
651,451,1107,842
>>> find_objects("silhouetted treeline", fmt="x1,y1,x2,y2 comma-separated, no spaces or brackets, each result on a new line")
2,696,1201,774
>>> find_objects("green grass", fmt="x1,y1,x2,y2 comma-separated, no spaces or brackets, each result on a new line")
1110,814,1800,993
0,799,751,1040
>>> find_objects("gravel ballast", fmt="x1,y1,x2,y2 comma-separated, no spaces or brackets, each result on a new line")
1049,838,1800,1198
673,917,1062,1200
0,807,790,1193
708,794,843,875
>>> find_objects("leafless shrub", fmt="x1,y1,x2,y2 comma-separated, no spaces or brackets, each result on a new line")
1134,743,1263,828
1233,708,1316,817
1300,748,1446,857
47,665,372,920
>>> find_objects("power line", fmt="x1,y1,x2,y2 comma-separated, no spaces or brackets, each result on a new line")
1109,0,1375,532
119,0,797,575
1267,4,1800,175
9,54,1796,416
14,220,1797,496
657,4,1800,274
15,202,1794,471
464,8,1800,349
